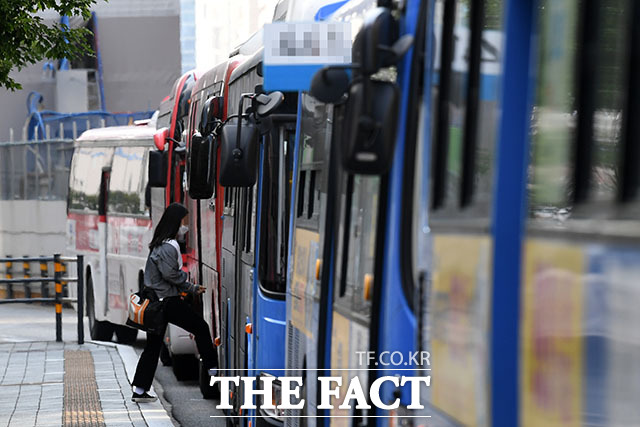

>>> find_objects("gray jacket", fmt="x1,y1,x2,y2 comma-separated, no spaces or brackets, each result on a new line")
144,242,198,299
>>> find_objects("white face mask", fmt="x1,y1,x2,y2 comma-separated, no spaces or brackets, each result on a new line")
178,225,189,239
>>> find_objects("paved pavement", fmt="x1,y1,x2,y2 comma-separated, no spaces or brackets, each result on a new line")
0,302,88,343
0,303,176,427
0,340,174,427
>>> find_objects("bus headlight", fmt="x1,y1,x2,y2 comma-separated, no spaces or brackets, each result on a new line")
258,374,284,420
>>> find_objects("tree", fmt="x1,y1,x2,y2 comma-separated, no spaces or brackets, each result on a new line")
0,0,99,91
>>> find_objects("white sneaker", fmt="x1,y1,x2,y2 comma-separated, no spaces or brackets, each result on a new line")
132,391,158,403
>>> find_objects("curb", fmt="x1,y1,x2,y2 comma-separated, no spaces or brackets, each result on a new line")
88,340,177,426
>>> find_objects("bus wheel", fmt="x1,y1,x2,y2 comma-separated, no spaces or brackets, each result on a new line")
114,325,138,344
86,274,114,341
171,355,198,381
198,358,220,399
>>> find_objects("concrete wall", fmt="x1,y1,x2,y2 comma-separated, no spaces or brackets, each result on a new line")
98,15,181,113
0,201,67,257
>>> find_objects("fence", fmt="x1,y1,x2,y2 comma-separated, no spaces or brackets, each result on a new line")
0,139,74,201
0,254,84,344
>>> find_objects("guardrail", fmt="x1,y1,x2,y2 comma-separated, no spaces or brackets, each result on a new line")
0,254,84,344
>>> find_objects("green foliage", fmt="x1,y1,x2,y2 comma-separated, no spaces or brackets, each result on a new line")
0,0,99,91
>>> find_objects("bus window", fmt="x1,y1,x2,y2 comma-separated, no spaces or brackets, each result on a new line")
430,0,501,216
530,0,630,216
431,0,468,210
529,1,577,214
259,125,295,294
334,174,378,318
588,0,628,203
69,147,115,212
244,185,257,255
471,1,502,212
108,146,149,216
297,95,329,231
297,170,307,218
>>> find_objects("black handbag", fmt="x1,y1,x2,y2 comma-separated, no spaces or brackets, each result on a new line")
126,287,166,334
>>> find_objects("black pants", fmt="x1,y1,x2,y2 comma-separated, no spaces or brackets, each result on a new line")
133,296,217,391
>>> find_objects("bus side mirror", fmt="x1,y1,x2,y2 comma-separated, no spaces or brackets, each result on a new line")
219,119,259,187
308,6,411,175
149,150,168,187
341,80,399,174
188,131,216,199
253,91,284,117
310,68,350,103
201,96,224,135
154,127,169,151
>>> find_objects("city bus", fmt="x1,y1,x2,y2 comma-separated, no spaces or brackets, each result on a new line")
280,0,416,423
182,0,345,412
66,123,156,343
390,0,640,425
213,47,297,424
379,0,504,422
151,70,202,379
183,57,241,397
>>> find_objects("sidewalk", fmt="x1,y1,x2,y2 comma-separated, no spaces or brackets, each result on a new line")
0,340,175,427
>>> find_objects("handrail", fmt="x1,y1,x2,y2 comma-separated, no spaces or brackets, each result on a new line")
1,254,84,344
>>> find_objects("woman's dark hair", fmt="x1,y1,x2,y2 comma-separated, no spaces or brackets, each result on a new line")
149,203,188,249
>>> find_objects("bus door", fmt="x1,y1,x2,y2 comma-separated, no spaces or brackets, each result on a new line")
391,0,505,423
285,94,334,425
105,146,151,332
252,113,296,424
220,184,237,388
521,1,639,425
234,181,258,415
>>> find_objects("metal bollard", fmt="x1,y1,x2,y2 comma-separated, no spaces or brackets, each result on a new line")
5,255,13,299
54,253,62,342
23,256,31,299
61,262,68,298
40,257,49,299
77,255,84,345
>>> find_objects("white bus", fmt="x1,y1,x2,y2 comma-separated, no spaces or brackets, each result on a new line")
66,124,155,343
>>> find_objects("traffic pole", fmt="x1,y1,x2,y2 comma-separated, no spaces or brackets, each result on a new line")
5,255,13,299
54,253,62,342
61,262,68,298
40,257,49,299
23,256,31,299
77,255,84,345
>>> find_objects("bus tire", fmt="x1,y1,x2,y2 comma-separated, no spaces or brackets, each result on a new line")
198,358,220,399
114,325,138,344
86,273,114,342
171,354,198,381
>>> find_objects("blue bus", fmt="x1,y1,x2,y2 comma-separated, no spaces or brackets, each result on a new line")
185,0,640,424
283,0,419,424
380,0,639,425
216,48,298,425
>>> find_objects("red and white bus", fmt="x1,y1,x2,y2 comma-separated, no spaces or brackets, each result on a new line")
147,61,242,391
66,123,156,343
150,70,203,378
184,58,241,396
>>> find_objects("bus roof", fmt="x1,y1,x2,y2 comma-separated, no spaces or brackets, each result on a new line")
75,124,156,146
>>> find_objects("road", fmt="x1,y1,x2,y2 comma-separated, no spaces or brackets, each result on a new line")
131,339,227,426
0,303,227,426
0,302,89,343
